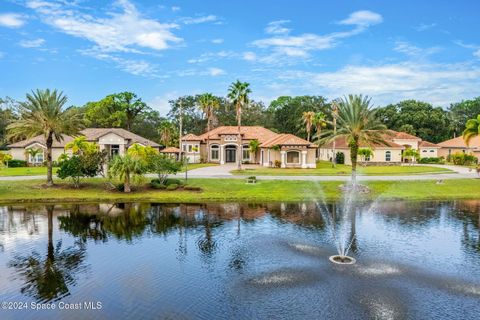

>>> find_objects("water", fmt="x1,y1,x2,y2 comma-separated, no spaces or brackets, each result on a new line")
0,201,479,319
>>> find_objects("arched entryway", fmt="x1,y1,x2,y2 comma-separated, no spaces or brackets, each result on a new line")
225,145,237,163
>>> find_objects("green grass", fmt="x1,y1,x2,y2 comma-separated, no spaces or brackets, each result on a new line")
180,163,218,172
232,161,453,176
0,177,479,204
0,166,58,176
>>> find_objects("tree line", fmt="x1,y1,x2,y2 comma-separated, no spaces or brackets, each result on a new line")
1,90,480,150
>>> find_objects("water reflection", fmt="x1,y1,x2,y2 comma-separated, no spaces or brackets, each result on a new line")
0,200,479,319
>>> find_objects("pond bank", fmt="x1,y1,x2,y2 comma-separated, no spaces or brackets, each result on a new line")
1,178,480,204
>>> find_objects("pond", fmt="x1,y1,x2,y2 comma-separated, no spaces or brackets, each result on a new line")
0,201,479,319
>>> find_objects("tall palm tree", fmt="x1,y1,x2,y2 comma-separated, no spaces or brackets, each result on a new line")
318,95,387,184
108,154,145,193
158,120,177,148
302,111,315,142
463,114,480,145
227,80,251,170
198,93,220,162
312,111,328,141
7,89,84,186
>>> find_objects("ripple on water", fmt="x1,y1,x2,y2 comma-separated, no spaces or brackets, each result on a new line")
248,268,321,288
287,242,328,257
356,263,402,276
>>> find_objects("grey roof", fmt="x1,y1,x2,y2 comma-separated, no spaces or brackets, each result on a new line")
8,128,159,148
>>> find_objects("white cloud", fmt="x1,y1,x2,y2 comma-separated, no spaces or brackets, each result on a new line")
251,10,383,63
415,23,437,32
279,61,480,106
265,20,290,35
243,51,257,61
207,67,225,76
393,41,441,57
211,38,223,44
338,10,383,27
27,0,182,52
474,50,480,59
148,91,179,116
181,15,218,25
187,50,236,64
455,41,480,59
18,38,46,48
171,6,181,12
0,13,25,28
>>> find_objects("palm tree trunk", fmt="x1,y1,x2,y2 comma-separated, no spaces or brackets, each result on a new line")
46,133,54,186
46,205,54,261
237,104,242,170
124,172,131,193
207,111,211,163
350,139,359,185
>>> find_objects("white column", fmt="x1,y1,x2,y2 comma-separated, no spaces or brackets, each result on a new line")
220,145,225,164
280,150,286,168
301,150,307,168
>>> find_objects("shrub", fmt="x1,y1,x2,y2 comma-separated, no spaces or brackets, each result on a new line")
336,152,345,165
6,159,27,167
150,180,167,189
247,176,256,180
116,183,125,192
57,153,105,188
274,160,281,168
165,178,183,186
447,152,478,165
419,157,445,164
166,183,178,190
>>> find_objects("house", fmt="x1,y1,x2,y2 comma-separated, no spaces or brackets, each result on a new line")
437,135,480,161
181,126,317,168
7,128,160,164
318,130,440,165
160,147,181,161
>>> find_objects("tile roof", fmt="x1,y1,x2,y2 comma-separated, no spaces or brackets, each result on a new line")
437,135,480,148
260,134,316,148
321,136,404,149
386,130,421,140
419,140,439,148
8,128,159,148
197,126,279,143
182,133,202,141
161,147,181,153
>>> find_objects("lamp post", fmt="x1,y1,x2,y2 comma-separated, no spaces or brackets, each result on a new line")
332,101,338,168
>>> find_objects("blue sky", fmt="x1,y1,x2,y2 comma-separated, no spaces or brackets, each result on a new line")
0,0,479,115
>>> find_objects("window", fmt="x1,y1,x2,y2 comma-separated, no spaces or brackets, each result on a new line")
286,151,300,164
110,145,120,157
365,155,370,161
385,151,391,162
188,145,193,152
224,135,237,141
182,144,187,152
29,152,44,164
422,150,427,153
430,150,434,153
211,145,219,160
242,145,250,160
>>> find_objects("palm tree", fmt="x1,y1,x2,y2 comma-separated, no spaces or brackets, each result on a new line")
7,89,84,186
249,139,260,163
198,93,220,162
227,80,251,170
302,111,315,142
158,121,176,147
463,114,480,145
65,136,97,155
108,154,145,193
25,148,43,165
312,112,328,140
319,95,387,184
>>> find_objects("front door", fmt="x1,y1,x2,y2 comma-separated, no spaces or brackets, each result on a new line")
226,147,236,163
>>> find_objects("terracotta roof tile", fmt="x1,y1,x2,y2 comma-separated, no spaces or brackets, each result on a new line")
419,140,439,148
161,147,181,153
322,136,404,149
260,134,316,148
386,130,421,140
197,126,279,143
438,135,480,148
182,133,202,141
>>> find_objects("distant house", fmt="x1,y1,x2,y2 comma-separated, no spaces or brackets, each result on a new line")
7,128,160,164
437,135,480,161
318,130,440,165
181,126,317,168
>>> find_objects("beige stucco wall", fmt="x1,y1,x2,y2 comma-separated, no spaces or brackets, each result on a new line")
9,147,69,163
318,147,403,165
419,148,439,158
392,138,419,149
98,132,127,146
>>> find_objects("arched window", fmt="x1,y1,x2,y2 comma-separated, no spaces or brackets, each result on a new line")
286,151,300,164
210,145,219,160
385,151,391,162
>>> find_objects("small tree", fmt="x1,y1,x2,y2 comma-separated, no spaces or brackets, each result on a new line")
65,136,98,155
358,148,374,162
249,139,260,163
25,148,43,165
0,152,12,168
403,148,419,164
108,155,146,193
148,154,182,185
57,151,105,188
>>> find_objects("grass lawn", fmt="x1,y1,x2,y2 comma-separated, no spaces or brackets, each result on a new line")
0,177,479,204
0,166,58,176
232,161,453,176
180,163,218,172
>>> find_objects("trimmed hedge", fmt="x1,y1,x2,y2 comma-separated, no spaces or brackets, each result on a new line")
6,160,27,167
419,157,445,164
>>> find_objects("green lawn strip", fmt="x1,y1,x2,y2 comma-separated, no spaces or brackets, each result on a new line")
232,161,452,176
0,178,479,204
0,167,58,176
179,163,219,172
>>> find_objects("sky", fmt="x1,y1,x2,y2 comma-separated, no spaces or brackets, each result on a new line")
0,0,479,115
